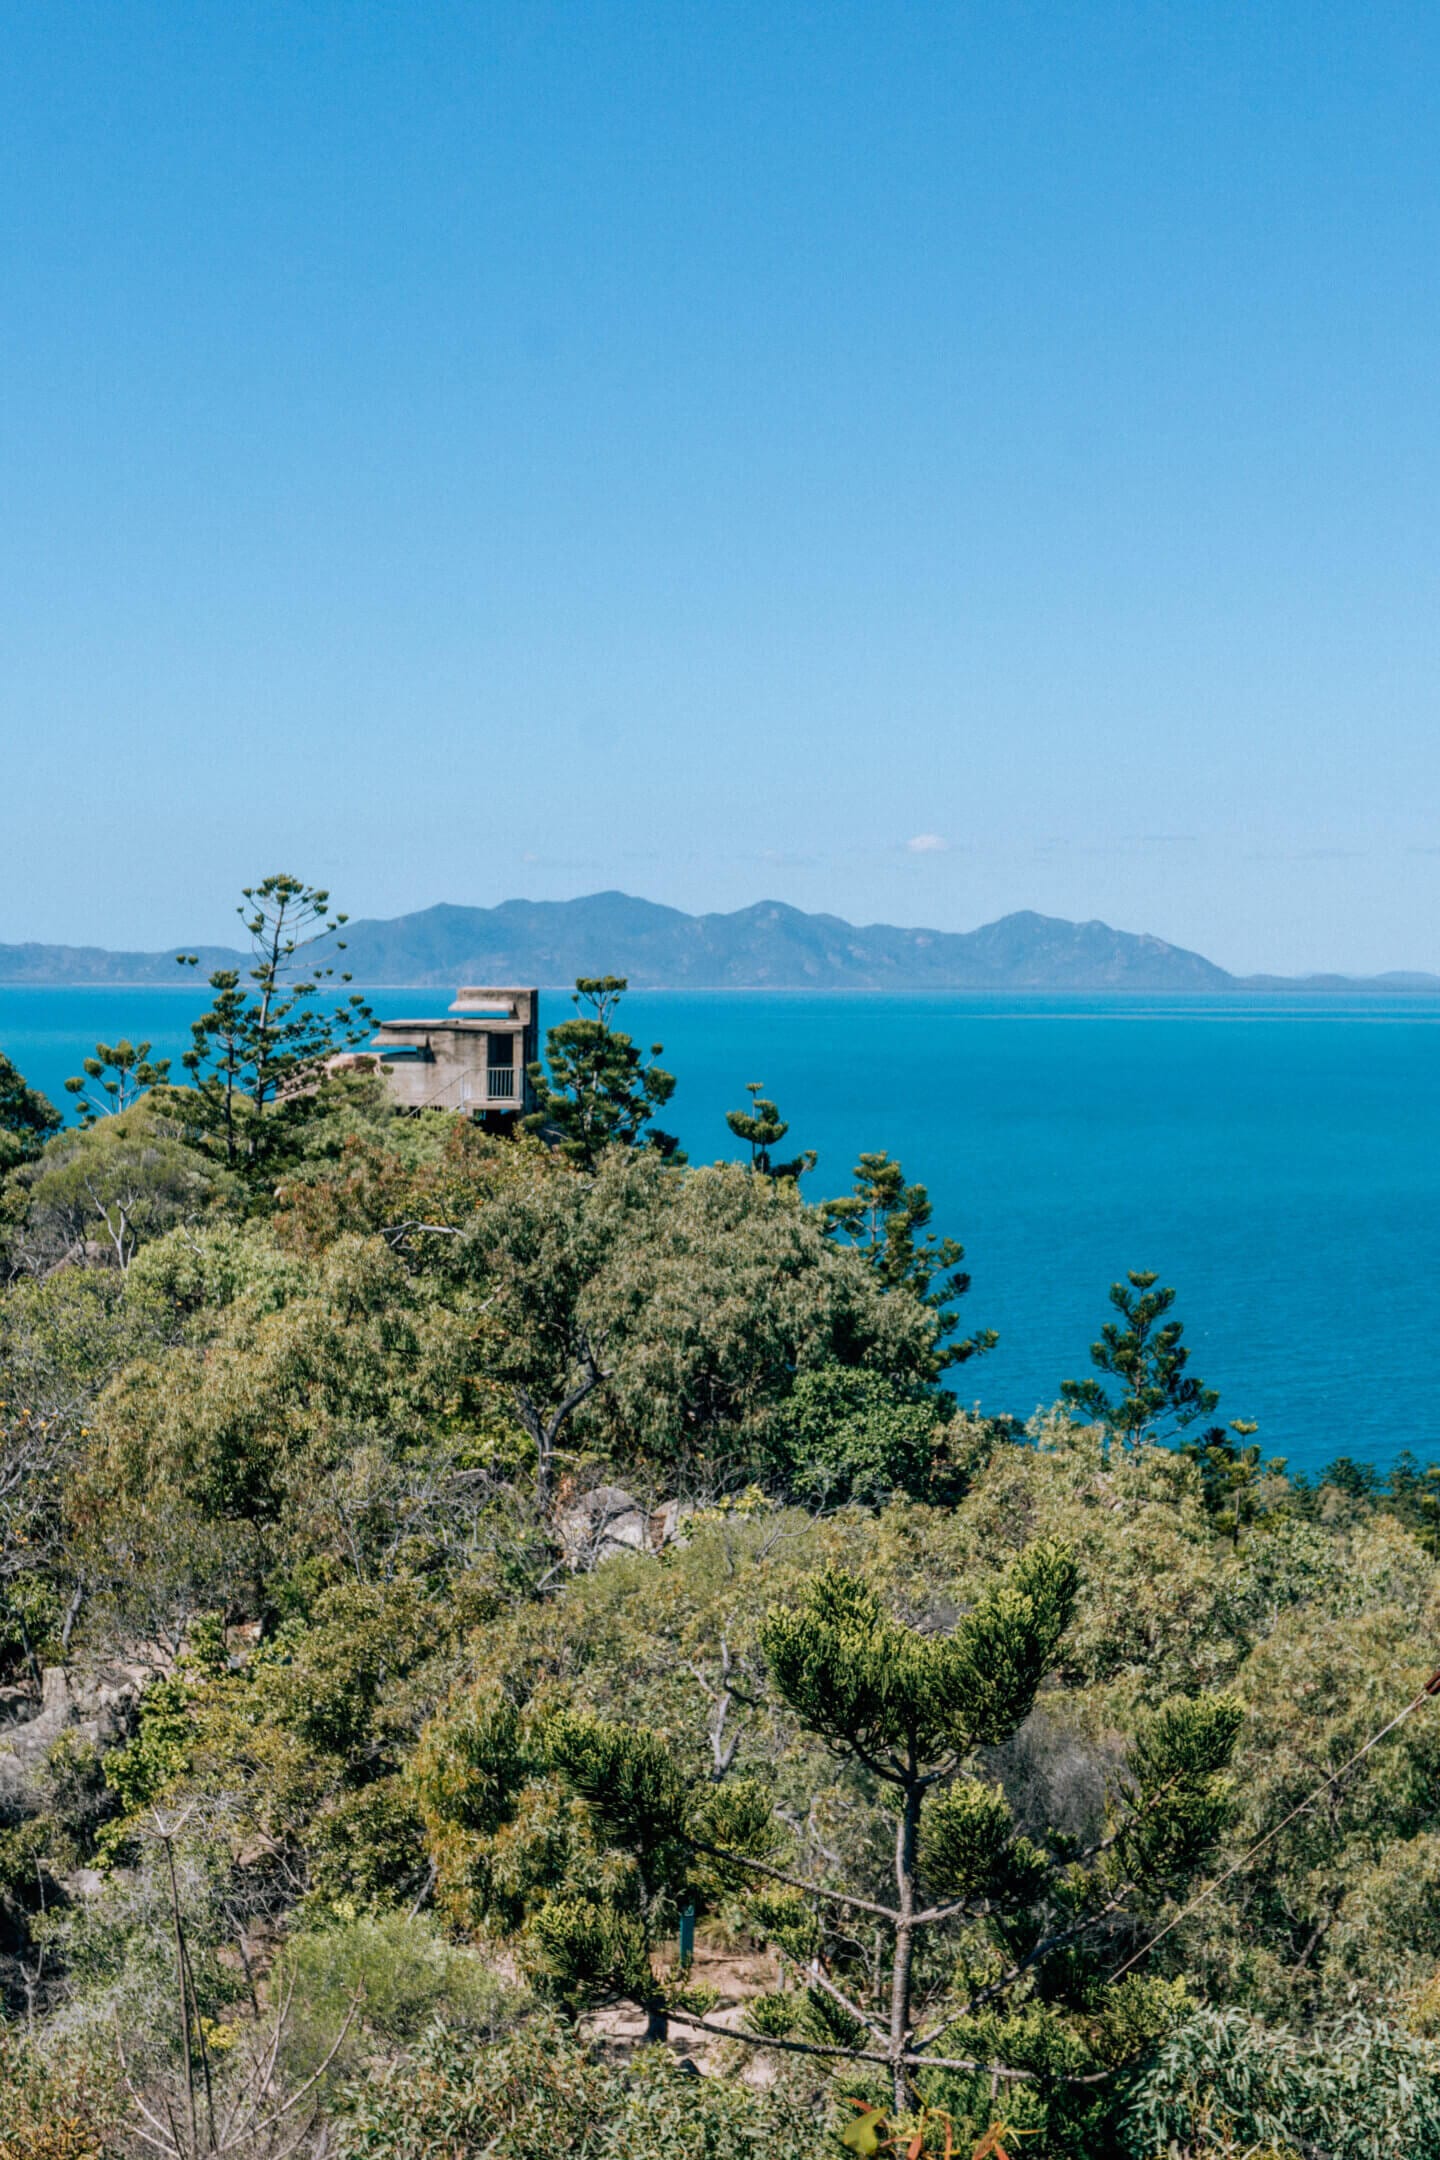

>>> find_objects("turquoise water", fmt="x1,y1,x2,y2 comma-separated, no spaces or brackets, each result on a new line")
5,983,1440,1479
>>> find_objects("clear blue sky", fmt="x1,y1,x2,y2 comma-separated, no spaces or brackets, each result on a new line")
2,2,1438,973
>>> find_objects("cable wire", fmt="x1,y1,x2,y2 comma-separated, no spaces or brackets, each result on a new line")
1108,1666,1440,1983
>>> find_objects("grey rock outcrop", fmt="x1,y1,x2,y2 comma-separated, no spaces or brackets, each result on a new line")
556,1485,686,1569
0,1665,138,1814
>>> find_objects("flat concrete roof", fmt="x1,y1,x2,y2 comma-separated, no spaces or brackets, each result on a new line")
373,1018,525,1034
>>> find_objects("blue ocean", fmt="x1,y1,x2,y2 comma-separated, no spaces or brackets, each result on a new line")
5,983,1439,1481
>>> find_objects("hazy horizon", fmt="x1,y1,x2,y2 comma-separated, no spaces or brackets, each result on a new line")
3,886,1438,983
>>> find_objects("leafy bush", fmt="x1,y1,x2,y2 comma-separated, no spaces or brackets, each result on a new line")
14,1105,231,1274
1122,2005,1440,2159
766,1363,944,1501
276,1908,529,2086
0,2033,121,2160
332,2019,829,2159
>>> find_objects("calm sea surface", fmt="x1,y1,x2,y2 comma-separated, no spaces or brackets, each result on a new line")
4,983,1440,1479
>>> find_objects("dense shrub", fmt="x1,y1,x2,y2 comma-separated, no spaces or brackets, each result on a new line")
0,2034,121,2160
1122,2006,1440,2159
277,1908,528,2087
764,1361,945,1501
333,2020,829,2160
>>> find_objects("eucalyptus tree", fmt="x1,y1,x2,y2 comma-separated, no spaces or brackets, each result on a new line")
18,1108,221,1274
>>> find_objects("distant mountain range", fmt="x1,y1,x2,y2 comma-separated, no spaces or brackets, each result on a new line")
1,894,1436,993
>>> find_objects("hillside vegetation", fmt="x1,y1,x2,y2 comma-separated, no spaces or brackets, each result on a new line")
1,878,1438,2160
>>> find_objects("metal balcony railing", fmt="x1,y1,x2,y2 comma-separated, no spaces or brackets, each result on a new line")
486,1067,517,1100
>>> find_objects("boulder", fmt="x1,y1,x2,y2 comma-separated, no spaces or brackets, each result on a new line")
556,1485,686,1569
0,1664,138,1814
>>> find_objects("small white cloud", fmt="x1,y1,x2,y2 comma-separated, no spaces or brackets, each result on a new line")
907,833,948,854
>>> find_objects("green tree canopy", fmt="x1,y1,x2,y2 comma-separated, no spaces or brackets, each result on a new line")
765,1362,947,1504
15,1106,227,1276
1060,1270,1222,1447
822,1151,996,1374
726,1081,816,1182
525,977,680,1168
0,1049,61,1173
64,1039,172,1126
175,872,374,1179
